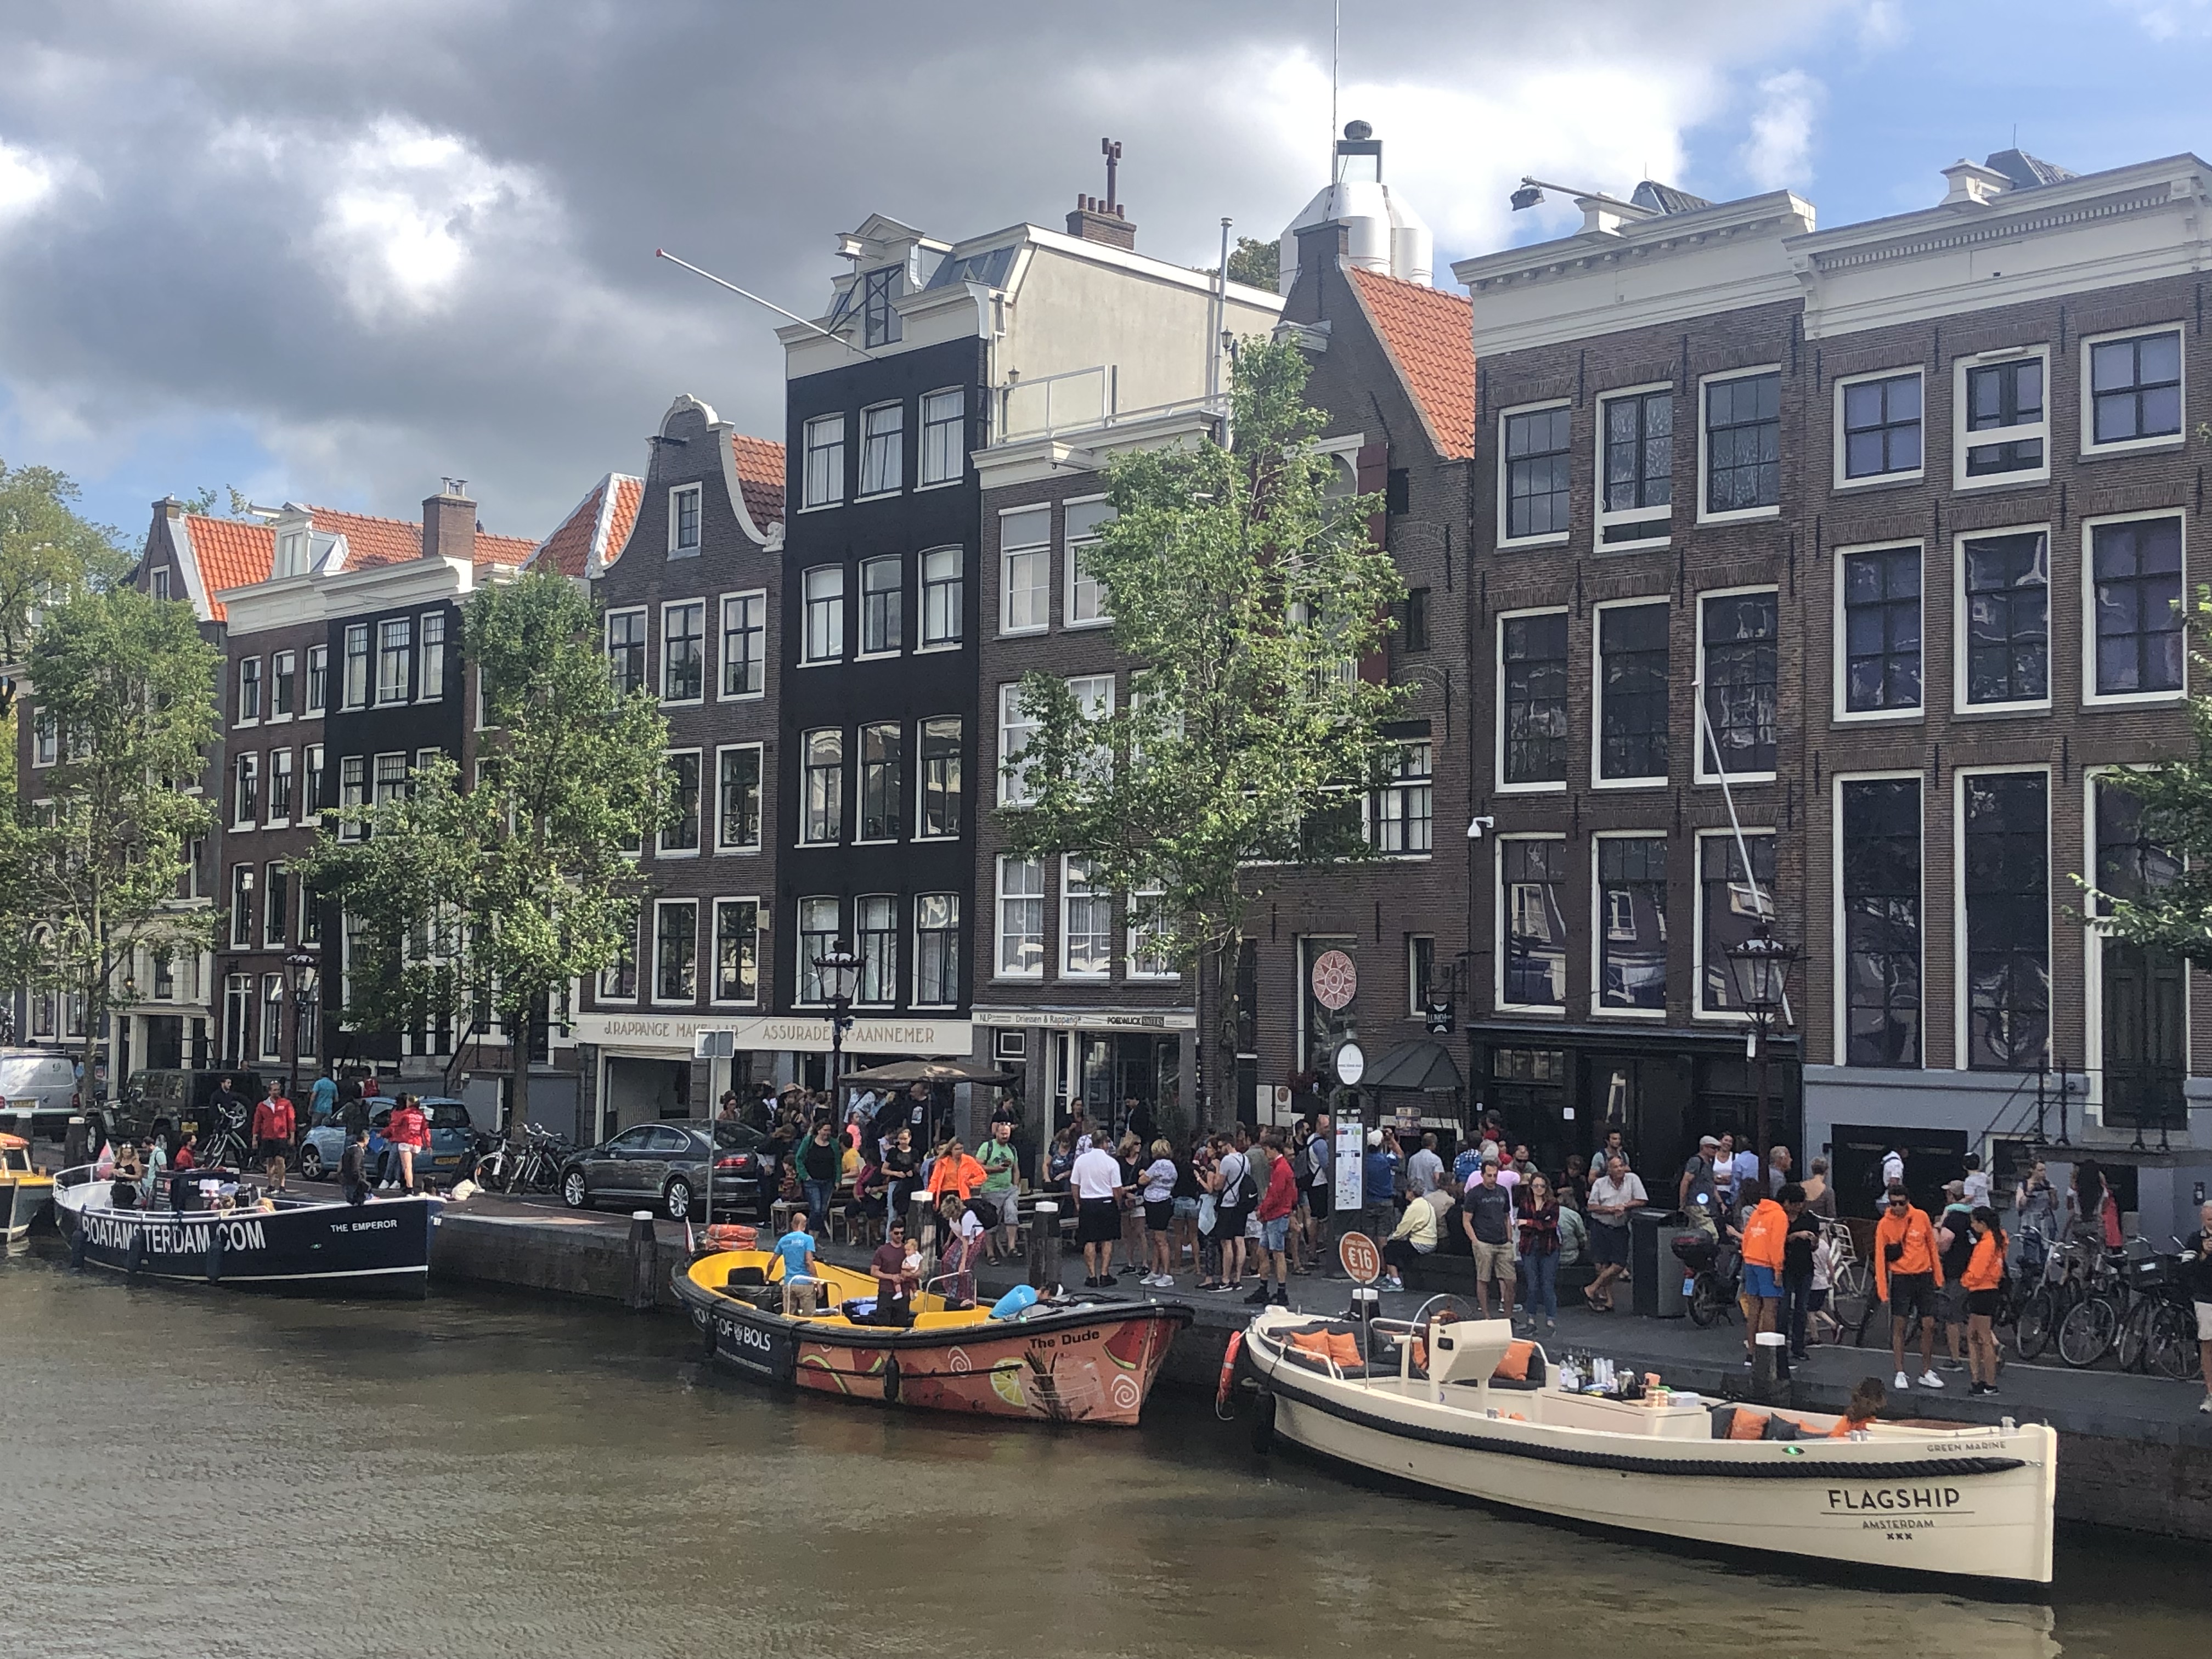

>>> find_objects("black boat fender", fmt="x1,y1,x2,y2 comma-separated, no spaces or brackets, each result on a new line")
882,1355,900,1404
1248,1387,1277,1455
67,1218,87,1270
126,1228,149,1276
205,1225,225,1285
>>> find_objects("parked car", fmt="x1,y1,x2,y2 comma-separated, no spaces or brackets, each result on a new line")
117,1068,266,1142
0,1050,81,1138
297,1097,481,1184
557,1120,773,1221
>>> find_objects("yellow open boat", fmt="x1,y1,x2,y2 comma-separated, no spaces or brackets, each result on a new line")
0,1135,53,1244
678,1248,1189,1426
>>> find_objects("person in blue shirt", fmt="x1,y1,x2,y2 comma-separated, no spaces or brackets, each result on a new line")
1361,1130,1400,1243
308,1067,339,1126
774,1223,817,1295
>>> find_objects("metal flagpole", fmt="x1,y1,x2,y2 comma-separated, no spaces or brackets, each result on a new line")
655,250,874,360
1692,674,1793,1028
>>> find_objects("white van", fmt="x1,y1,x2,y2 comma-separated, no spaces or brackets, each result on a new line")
0,1050,80,1135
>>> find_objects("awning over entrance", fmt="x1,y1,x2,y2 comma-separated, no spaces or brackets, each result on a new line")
841,1058,1017,1087
1362,1040,1464,1093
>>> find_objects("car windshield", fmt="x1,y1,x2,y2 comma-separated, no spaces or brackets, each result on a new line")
0,1058,48,1092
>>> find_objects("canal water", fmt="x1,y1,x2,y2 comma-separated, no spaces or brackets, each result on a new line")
2,1251,2199,1659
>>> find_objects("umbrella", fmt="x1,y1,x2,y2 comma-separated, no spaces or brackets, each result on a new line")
838,1058,1017,1087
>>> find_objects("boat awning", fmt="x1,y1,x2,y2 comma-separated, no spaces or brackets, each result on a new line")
1361,1040,1464,1093
839,1058,1017,1087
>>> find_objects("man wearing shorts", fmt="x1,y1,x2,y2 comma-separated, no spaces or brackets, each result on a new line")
1460,1156,1516,1319
250,1081,295,1193
2185,1199,2212,1414
1584,1154,1645,1312
1874,1183,1945,1391
1069,1137,1125,1289
977,1119,1022,1262
1251,1128,1296,1306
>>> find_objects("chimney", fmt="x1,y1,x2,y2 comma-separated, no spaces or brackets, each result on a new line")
1940,159,2011,208
422,478,476,563
1065,137,1137,250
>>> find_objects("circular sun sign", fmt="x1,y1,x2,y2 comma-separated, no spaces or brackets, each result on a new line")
1310,949,1358,1011
1334,1041,1366,1087
1338,1231,1382,1285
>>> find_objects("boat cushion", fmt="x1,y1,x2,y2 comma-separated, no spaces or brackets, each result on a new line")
1762,1413,1804,1442
1288,1329,1363,1368
1492,1339,1538,1383
1727,1407,1771,1441
725,1266,768,1288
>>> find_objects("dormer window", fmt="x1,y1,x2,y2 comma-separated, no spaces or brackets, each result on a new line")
669,484,702,556
862,267,902,348
275,528,309,579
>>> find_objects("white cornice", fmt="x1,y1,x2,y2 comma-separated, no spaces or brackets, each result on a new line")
219,573,328,634
319,556,477,607
975,406,1218,490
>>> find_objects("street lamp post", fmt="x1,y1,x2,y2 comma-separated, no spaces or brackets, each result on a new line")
1725,919,1799,1202
813,944,861,1107
283,950,319,1107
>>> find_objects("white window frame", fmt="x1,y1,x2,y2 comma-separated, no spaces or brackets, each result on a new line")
1496,398,1573,550
999,505,1051,636
2079,324,2185,459
303,744,324,823
996,855,1046,981
1952,764,2051,1072
659,748,702,857
857,554,904,659
1832,539,1926,726
304,644,328,716
1831,769,1926,1069
417,612,446,703
235,656,262,727
1589,829,1669,1023
668,482,703,556
1495,605,1571,797
1059,854,1112,980
855,720,902,845
337,755,366,840
997,681,1038,806
918,386,965,488
717,589,768,699
233,752,258,830
2081,507,2188,709
269,650,296,724
1696,365,1784,526
1127,888,1177,981
375,618,412,706
853,893,899,1007
800,565,844,665
597,906,640,1003
1591,381,1674,552
1372,742,1433,857
2080,766,2188,1116
32,708,56,767
659,598,707,706
650,898,698,1007
266,747,294,829
857,400,904,498
1693,583,1780,786
713,742,764,854
918,545,963,650
915,715,963,842
912,892,962,1007
259,972,285,1062
1952,345,2052,492
1692,826,1777,1023
604,606,648,697
1063,493,1113,628
1590,595,1672,792
1494,832,1569,1017
802,413,846,509
342,623,370,710
1832,366,1926,491
710,896,762,1007
1953,522,2054,716
799,727,843,845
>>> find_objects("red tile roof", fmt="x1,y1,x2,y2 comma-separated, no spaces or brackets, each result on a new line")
182,516,274,619
1345,267,1476,460
526,473,644,579
730,433,785,533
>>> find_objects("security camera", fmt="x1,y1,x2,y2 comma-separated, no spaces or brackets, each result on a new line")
1466,815,1496,839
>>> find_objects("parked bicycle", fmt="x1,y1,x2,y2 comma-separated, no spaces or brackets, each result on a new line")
1672,1228,1740,1328
472,1123,568,1195
2013,1236,2089,1362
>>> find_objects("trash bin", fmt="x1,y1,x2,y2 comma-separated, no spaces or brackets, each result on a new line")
1631,1207,1688,1318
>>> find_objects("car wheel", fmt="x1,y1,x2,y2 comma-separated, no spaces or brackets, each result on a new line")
297,1145,325,1181
664,1177,693,1222
561,1169,589,1210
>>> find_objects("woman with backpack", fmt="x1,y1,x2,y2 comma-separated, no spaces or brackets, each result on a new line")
1205,1132,1254,1295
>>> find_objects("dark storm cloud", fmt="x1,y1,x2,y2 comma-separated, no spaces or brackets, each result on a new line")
0,0,1848,535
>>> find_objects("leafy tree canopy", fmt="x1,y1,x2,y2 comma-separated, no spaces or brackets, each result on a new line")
0,459,133,668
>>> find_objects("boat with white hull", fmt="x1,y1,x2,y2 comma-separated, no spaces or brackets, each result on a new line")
1238,1306,2056,1585
50,1164,437,1295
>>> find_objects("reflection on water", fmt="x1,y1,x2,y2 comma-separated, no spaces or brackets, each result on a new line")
0,1250,2198,1659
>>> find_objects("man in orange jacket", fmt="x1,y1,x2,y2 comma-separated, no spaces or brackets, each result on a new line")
1874,1183,1945,1391
1735,1183,1799,1364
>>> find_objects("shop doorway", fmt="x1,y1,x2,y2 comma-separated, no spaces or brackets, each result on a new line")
602,1056,691,1137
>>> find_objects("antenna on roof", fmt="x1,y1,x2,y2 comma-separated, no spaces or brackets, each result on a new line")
1330,0,1341,181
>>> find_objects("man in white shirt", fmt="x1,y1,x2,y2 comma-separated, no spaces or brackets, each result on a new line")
1069,1141,1126,1288
1584,1154,1647,1313
1405,1132,1444,1198
1882,1147,1906,1189
1961,1153,1991,1209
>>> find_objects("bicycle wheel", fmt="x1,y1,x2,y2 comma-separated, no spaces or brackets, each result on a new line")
2146,1302,2204,1383
2014,1288,2057,1359
2057,1295,2120,1368
1830,1261,1869,1335
524,1154,561,1195
2117,1296,2155,1373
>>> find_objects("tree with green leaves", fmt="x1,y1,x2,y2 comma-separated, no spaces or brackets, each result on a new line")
2084,657,2212,967
294,570,669,1135
0,585,220,1076
0,459,133,689
997,337,1407,1121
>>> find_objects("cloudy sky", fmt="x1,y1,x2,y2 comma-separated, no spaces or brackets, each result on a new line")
1,0,2208,546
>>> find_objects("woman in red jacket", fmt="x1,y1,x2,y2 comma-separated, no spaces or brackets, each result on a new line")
384,1094,430,1195
1962,1206,2009,1398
